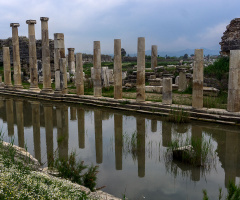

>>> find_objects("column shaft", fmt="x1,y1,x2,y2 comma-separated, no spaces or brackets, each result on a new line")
10,23,23,89
3,47,12,87
192,49,203,109
93,41,102,97
136,37,145,102
227,50,240,112
60,58,68,94
114,39,122,99
40,17,52,93
16,100,24,148
26,20,39,91
77,108,85,149
94,110,103,164
68,48,75,75
76,53,84,95
162,78,172,105
151,45,157,70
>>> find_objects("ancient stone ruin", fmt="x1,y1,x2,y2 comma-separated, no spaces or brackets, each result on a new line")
220,18,240,56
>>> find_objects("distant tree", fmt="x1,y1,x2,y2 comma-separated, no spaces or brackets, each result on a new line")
183,54,188,59
121,48,126,57
190,54,194,57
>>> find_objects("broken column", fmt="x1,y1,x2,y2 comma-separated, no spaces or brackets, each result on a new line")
114,114,123,170
114,39,122,99
136,37,145,102
6,98,14,136
3,47,12,87
76,53,84,95
31,101,41,163
26,20,40,91
16,100,24,148
93,41,102,97
178,71,187,92
70,107,77,120
68,48,75,75
162,78,172,105
10,23,23,89
192,49,203,109
151,45,157,70
40,17,52,93
77,108,85,149
60,58,68,94
94,110,103,164
136,117,145,177
54,33,65,94
227,50,240,112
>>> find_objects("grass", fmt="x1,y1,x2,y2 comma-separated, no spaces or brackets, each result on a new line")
166,107,190,123
203,91,228,109
166,135,215,167
203,182,240,200
0,131,95,199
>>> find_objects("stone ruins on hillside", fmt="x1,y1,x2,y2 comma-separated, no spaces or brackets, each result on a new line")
220,18,240,56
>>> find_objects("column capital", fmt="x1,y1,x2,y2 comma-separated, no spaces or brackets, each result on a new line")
40,17,49,21
26,20,37,25
10,23,20,27
68,48,75,51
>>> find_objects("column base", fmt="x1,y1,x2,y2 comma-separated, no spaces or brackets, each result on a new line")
14,85,24,90
40,88,53,94
29,87,41,92
54,89,63,95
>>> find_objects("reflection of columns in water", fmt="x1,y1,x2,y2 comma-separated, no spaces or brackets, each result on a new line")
56,105,69,160
225,131,238,187
44,104,54,166
70,107,77,120
151,119,157,132
77,108,85,149
6,99,14,136
137,117,145,177
114,114,123,170
15,100,24,148
94,110,103,164
162,121,172,147
191,126,202,181
31,102,41,163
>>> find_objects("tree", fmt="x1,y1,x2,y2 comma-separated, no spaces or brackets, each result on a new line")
121,48,126,57
183,54,188,59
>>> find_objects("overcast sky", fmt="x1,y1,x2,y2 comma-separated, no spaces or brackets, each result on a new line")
0,0,239,54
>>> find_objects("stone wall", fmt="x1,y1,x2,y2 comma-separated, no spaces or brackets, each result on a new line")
220,18,240,56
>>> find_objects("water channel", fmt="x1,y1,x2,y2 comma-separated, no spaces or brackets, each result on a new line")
0,95,239,199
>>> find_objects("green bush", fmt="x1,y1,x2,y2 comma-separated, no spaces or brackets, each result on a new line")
204,57,229,80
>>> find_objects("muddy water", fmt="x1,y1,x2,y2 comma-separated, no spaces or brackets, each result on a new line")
0,96,239,200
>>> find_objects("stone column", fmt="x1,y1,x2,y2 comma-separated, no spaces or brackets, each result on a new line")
178,71,187,92
10,23,23,89
44,104,54,166
151,45,157,70
151,119,157,132
70,107,77,120
40,17,52,93
162,78,172,105
227,50,240,112
192,49,203,109
26,20,40,91
76,53,84,95
136,37,145,102
94,110,102,164
114,39,122,99
3,47,12,87
16,100,24,148
137,117,145,177
93,41,102,97
6,98,14,136
31,101,41,163
54,33,65,94
60,58,68,94
77,108,85,149
68,48,75,75
114,114,123,170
